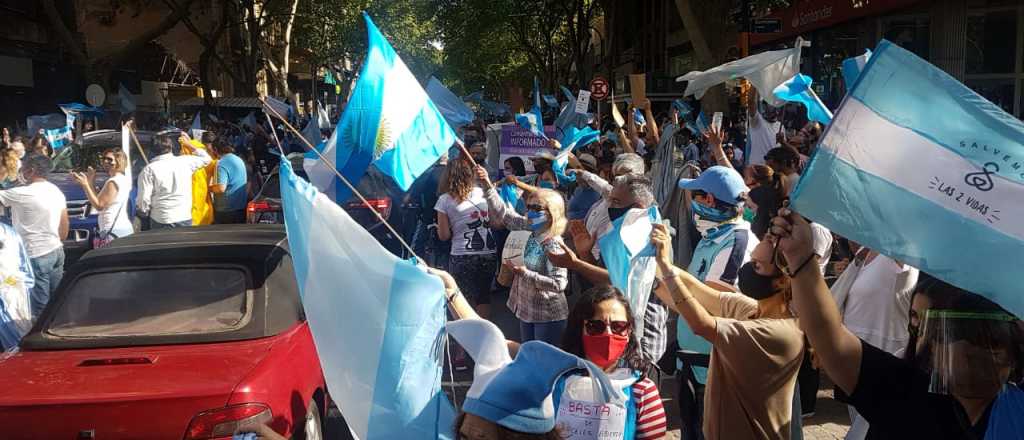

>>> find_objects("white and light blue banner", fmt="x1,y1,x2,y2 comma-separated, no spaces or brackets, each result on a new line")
791,40,1024,318
516,77,547,140
306,13,456,203
280,159,454,440
773,73,833,124
597,207,661,340
841,49,871,92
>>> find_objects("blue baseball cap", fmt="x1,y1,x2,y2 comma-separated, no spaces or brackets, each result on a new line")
677,165,749,205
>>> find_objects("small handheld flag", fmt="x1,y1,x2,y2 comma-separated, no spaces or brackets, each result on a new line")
773,73,833,124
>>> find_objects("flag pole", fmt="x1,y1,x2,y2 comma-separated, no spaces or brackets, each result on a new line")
126,121,150,165
260,97,422,263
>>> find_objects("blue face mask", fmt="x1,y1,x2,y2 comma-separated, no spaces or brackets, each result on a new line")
691,200,735,223
527,210,548,231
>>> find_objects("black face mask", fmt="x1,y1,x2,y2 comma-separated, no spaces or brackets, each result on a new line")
737,262,780,300
607,206,631,222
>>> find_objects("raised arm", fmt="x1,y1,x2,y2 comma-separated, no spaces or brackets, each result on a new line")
574,169,613,197
429,267,522,356
651,224,718,341
650,224,723,316
546,240,610,286
642,99,660,145
704,125,734,170
770,208,863,394
477,166,529,230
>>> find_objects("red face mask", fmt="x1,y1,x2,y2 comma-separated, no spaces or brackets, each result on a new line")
582,332,629,370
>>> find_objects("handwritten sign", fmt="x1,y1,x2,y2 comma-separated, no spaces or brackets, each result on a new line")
629,74,646,105
555,375,628,440
502,231,532,267
575,90,591,114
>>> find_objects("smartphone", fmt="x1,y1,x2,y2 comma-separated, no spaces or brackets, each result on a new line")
712,112,723,132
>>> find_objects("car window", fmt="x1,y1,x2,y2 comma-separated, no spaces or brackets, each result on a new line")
261,173,281,198
47,268,251,338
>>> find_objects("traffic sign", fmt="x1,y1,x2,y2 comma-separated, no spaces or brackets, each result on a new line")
590,76,609,101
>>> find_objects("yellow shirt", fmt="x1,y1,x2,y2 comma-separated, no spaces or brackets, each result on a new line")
178,139,217,226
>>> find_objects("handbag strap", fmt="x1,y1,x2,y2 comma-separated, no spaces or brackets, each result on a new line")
103,198,127,239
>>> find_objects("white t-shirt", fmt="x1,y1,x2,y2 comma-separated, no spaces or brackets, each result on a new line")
810,222,833,275
0,181,67,258
434,187,496,256
842,254,919,355
98,173,134,238
746,111,781,165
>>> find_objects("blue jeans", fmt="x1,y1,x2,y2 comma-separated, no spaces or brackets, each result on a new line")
151,219,193,229
30,247,65,319
519,320,566,345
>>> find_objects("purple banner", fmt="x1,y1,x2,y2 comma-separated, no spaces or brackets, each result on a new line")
500,124,557,156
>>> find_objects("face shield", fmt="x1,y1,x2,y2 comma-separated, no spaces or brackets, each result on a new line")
918,310,1017,398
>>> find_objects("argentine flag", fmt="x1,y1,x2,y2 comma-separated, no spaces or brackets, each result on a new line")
773,73,833,124
280,159,454,439
305,13,456,203
545,125,600,184
841,49,872,92
598,207,661,341
791,40,1024,318
425,77,474,129
515,77,547,140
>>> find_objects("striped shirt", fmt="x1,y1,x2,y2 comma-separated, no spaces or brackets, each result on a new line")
633,377,668,439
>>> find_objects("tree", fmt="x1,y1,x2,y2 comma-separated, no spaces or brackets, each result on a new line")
433,0,602,97
41,0,198,88
673,0,791,111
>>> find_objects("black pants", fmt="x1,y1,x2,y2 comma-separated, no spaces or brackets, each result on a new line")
677,370,706,440
798,349,820,414
214,209,246,225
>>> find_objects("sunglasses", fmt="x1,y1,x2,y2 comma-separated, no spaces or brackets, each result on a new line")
584,319,631,336
526,204,545,212
101,157,116,163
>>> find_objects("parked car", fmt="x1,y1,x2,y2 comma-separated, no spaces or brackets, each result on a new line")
247,161,416,257
0,225,329,440
49,129,181,264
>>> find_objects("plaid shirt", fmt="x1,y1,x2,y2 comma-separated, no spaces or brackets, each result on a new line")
485,188,569,323
640,295,670,364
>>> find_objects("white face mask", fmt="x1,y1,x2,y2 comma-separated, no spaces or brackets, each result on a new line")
695,217,719,236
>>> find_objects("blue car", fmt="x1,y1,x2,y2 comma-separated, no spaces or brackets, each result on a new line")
49,129,180,264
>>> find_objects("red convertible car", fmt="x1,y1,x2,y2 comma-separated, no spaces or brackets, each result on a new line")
0,225,330,440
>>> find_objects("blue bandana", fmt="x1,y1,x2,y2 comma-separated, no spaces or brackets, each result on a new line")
691,200,736,223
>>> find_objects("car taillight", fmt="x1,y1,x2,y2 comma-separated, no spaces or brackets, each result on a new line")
247,200,274,213
347,198,391,218
185,403,272,440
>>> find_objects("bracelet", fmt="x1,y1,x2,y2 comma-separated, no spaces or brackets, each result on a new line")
446,289,461,304
785,254,816,278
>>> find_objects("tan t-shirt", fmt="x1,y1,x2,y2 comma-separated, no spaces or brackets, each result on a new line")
703,292,805,440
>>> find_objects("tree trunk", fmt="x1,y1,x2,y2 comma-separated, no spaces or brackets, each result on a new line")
673,0,729,113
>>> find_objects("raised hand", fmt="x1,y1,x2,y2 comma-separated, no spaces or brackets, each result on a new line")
768,207,816,267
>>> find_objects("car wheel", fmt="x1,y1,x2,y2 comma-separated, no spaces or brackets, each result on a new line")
294,398,324,440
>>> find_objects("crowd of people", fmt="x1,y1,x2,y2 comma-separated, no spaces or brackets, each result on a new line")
1,86,1021,440
396,92,1023,440
0,120,254,350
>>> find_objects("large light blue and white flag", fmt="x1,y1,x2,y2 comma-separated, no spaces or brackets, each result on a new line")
44,112,74,150
279,159,454,440
773,73,833,124
597,207,661,340
301,108,323,147
305,13,457,203
791,40,1024,318
841,49,872,91
426,77,474,129
516,77,547,140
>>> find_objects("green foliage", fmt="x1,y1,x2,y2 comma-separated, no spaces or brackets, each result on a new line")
293,0,443,81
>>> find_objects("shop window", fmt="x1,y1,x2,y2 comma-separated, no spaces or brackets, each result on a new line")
967,78,1016,115
966,11,1018,74
881,16,931,59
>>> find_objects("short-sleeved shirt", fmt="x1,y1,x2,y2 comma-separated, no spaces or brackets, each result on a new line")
851,340,996,439
703,293,804,440
0,181,66,258
434,187,496,256
214,153,248,212
678,221,758,384
98,173,133,238
843,254,919,355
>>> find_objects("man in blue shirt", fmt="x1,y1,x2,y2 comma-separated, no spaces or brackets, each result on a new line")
210,140,249,224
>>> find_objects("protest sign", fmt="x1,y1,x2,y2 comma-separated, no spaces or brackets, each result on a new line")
502,230,531,268
495,123,557,173
629,74,646,105
575,90,591,114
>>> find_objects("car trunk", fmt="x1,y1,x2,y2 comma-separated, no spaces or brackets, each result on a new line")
0,337,277,440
